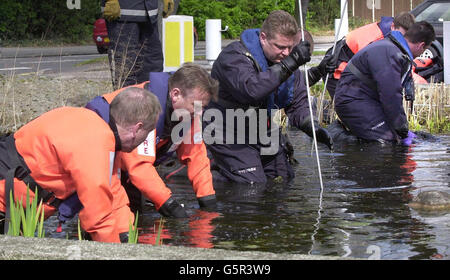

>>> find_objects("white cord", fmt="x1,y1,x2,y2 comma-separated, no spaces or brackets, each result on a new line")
317,0,348,122
298,0,324,192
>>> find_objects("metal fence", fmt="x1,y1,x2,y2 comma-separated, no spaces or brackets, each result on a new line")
350,0,423,21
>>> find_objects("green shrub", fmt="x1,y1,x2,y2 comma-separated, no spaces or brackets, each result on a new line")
179,0,296,40
0,0,101,43
179,0,338,40
0,0,36,40
0,0,339,43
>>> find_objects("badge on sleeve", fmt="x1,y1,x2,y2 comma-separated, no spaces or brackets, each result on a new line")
137,130,156,156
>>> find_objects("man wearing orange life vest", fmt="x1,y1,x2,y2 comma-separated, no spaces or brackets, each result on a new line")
0,88,161,243
84,63,219,218
324,12,417,98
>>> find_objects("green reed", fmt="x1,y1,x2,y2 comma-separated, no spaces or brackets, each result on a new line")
154,217,165,246
8,187,45,238
128,211,139,244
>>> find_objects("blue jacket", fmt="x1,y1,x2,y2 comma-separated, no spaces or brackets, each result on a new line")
334,33,412,142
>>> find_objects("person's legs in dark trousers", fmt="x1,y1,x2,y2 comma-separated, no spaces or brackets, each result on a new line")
261,147,295,183
208,144,267,185
137,20,163,83
261,133,295,183
326,76,338,100
106,21,141,89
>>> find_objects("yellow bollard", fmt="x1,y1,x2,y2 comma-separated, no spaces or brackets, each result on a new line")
162,15,194,72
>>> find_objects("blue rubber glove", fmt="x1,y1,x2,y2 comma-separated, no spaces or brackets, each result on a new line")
401,131,417,146
58,193,83,223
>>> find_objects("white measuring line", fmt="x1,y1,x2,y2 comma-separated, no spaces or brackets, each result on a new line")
304,0,349,256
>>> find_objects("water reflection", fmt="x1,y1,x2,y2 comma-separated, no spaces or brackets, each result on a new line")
293,132,449,259
44,133,449,259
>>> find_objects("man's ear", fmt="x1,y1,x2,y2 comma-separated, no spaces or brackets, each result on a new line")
132,122,144,136
390,22,395,31
170,87,182,103
259,31,268,45
419,42,426,49
260,31,266,40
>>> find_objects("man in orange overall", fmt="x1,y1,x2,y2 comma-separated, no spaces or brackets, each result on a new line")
82,63,219,219
0,87,161,243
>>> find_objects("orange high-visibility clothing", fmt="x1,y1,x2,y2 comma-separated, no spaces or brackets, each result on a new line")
103,82,215,209
0,107,133,243
334,22,384,80
345,22,384,55
412,58,431,84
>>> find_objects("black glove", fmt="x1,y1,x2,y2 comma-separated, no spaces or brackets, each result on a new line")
158,197,188,218
308,53,338,85
198,194,217,209
307,67,322,86
272,41,311,82
281,40,311,71
119,232,129,243
317,54,337,76
394,122,409,139
299,117,333,150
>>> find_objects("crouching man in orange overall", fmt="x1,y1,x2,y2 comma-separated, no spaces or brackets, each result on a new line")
0,87,161,243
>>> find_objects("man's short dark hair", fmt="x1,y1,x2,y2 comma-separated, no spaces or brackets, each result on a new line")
393,12,415,31
404,21,435,46
168,63,219,101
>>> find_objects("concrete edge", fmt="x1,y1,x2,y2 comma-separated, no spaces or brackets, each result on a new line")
0,235,355,260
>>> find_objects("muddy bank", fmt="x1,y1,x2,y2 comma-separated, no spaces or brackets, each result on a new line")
0,74,112,134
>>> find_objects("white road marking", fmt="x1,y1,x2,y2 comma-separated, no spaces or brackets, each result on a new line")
20,59,87,64
0,67,32,71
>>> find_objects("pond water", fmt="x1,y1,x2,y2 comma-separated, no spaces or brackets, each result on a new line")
47,131,450,260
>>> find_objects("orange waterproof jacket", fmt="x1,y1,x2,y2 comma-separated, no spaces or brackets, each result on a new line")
103,82,214,209
0,107,132,243
345,22,384,56
333,22,384,80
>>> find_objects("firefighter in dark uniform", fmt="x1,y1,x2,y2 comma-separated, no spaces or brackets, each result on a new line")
334,22,435,145
324,12,415,99
102,0,174,89
204,10,333,185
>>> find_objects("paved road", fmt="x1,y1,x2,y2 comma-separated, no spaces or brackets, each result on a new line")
0,53,107,76
0,37,334,76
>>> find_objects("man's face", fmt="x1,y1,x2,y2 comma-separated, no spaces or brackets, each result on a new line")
120,124,153,153
260,32,297,63
410,41,429,58
170,87,211,119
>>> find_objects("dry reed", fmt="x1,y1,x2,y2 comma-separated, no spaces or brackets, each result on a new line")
405,83,450,133
310,81,450,134
0,70,112,135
